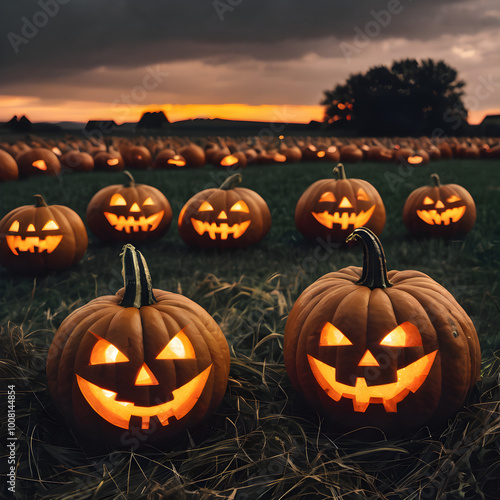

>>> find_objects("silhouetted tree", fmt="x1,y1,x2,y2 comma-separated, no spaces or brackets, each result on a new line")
321,59,467,136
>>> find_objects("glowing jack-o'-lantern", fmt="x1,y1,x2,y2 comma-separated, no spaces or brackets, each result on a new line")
284,227,481,433
178,173,271,249
295,164,386,243
403,173,476,238
0,194,88,272
16,148,61,177
46,245,230,447
86,171,172,243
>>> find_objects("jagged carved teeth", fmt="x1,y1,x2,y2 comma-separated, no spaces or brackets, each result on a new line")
312,205,375,230
6,235,63,255
190,219,251,240
104,211,164,233
416,206,466,226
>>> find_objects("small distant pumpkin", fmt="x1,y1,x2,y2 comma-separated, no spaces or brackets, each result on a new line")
403,173,476,238
16,148,61,177
46,244,230,447
0,194,88,272
87,171,172,243
178,174,271,249
295,163,386,243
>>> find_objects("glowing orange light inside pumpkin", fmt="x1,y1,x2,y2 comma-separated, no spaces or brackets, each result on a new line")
319,192,336,203
220,155,239,167
107,158,120,166
110,194,127,206
358,350,379,367
32,160,47,171
52,147,62,156
167,156,186,167
274,153,287,162
407,156,423,165
317,151,326,158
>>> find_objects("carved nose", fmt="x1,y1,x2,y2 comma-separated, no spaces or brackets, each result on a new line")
130,203,141,212
135,363,159,386
339,197,353,209
435,200,445,209
358,350,379,367
218,211,228,219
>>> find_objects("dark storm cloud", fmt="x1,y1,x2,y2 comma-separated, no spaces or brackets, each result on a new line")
0,0,498,84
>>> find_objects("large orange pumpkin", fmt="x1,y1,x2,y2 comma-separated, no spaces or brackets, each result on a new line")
86,171,173,243
0,194,88,272
284,227,481,433
295,164,386,243
178,174,271,249
403,173,476,238
46,245,230,447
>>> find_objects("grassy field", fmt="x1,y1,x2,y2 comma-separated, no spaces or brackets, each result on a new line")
1,159,500,499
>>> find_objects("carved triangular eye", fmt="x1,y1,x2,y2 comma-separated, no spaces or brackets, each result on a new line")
110,194,127,206
319,192,336,202
143,197,155,206
320,322,352,346
380,322,422,347
90,335,129,365
423,196,434,205
8,221,19,232
356,188,370,201
156,329,196,360
42,220,59,230
198,201,214,212
230,201,250,213
446,195,461,203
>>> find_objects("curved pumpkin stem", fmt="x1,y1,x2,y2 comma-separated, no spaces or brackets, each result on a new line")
119,244,157,308
33,194,48,207
346,228,392,290
123,170,136,186
430,173,441,187
219,173,242,190
333,163,347,180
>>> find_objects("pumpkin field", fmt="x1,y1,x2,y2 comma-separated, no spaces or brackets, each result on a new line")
0,136,499,499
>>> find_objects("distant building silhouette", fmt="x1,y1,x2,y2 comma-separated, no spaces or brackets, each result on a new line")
137,111,170,129
5,115,32,132
478,114,500,137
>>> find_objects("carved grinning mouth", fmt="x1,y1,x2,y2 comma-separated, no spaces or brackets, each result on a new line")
104,211,164,233
312,205,376,230
6,235,63,255
190,218,251,240
308,351,437,412
76,365,211,430
416,207,466,226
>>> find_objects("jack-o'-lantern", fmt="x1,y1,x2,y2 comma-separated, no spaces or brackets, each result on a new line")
339,144,363,163
86,171,172,243
94,141,125,172
0,194,88,272
122,145,153,169
46,244,230,447
403,173,476,238
284,227,481,433
153,148,187,168
178,174,271,249
217,151,247,169
178,143,206,168
295,164,386,243
16,148,61,177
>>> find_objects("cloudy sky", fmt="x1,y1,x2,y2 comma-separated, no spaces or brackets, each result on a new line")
1,0,499,124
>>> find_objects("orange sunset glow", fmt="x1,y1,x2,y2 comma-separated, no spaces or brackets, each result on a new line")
0,96,324,124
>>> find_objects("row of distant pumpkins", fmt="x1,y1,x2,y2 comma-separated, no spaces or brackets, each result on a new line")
0,165,476,273
1,134,499,181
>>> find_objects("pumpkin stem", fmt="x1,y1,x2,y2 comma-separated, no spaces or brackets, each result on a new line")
346,228,392,290
119,244,157,308
333,163,347,180
123,170,135,186
219,173,242,190
33,194,48,207
431,173,441,187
